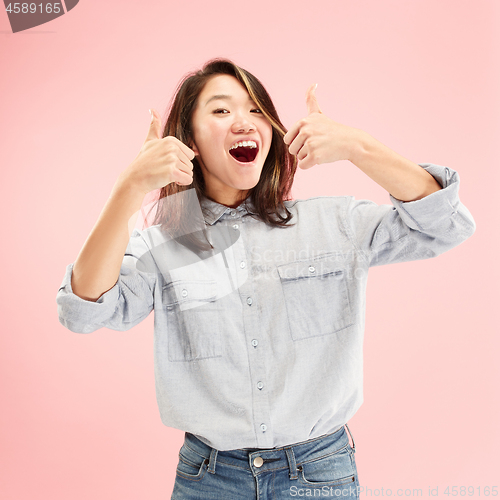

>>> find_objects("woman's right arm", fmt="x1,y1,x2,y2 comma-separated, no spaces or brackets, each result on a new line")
70,176,146,302
71,109,195,302
58,110,195,333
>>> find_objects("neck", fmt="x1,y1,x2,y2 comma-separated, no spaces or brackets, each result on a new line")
224,201,242,209
205,190,250,209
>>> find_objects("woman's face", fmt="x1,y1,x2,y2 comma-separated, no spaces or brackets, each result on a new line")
190,74,273,207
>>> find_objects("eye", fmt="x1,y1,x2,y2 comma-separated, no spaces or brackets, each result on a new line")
251,108,263,113
213,108,229,114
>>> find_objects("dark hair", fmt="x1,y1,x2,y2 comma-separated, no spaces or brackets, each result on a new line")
148,58,297,251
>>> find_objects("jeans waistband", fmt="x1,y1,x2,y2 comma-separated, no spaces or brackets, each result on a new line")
183,424,355,479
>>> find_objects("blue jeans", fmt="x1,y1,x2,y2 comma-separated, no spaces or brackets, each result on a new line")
171,425,361,499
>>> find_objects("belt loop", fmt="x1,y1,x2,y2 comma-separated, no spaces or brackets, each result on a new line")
285,447,299,480
207,447,218,474
344,423,355,452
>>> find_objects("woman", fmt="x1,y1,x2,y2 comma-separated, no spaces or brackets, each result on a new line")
56,59,476,499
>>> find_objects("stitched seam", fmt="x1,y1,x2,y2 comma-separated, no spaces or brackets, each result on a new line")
288,195,350,206
298,473,356,487
254,464,294,474
175,469,206,481
341,198,372,268
178,455,203,470
297,444,350,466
204,459,254,474
182,442,209,460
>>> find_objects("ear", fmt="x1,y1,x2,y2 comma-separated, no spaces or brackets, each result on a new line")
188,138,200,156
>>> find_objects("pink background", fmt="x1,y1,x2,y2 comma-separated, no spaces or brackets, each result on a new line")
1,0,498,498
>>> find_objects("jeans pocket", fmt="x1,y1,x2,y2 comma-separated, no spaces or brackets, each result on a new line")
175,444,209,481
163,280,222,362
298,446,356,488
277,254,354,341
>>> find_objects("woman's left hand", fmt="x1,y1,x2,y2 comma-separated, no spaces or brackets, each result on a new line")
283,84,362,170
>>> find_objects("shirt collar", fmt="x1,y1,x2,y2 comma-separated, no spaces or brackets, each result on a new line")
200,195,257,226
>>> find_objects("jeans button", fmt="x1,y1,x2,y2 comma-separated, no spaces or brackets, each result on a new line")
253,456,264,467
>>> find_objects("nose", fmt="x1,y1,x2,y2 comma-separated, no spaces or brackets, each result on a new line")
231,113,256,134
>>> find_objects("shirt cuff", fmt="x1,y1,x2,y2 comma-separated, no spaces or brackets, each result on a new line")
388,162,461,232
56,262,120,332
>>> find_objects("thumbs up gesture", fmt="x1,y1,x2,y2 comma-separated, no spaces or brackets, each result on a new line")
122,109,195,195
283,84,360,170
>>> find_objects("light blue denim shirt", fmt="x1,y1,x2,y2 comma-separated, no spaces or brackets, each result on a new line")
56,163,475,451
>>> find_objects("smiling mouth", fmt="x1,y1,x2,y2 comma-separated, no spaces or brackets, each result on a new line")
229,144,259,163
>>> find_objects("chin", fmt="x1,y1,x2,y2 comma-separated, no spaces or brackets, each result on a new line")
231,175,262,192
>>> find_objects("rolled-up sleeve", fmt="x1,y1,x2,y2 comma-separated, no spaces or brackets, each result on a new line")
343,163,476,267
56,228,157,333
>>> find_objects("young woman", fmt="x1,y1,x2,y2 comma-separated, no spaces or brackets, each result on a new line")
57,59,476,499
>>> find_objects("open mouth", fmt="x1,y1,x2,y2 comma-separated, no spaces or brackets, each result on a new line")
229,141,259,163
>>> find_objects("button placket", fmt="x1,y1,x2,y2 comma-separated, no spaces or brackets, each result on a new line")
230,220,272,448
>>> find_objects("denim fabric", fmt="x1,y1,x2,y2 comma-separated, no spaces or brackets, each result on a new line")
56,163,476,451
171,425,360,499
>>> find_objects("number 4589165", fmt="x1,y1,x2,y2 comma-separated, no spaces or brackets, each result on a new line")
6,3,62,14
444,486,498,496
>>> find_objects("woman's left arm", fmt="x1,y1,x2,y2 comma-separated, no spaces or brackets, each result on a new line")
348,133,443,202
284,84,442,202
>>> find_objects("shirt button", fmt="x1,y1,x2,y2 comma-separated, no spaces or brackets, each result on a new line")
308,266,315,273
257,381,264,390
253,456,264,467
230,210,237,217
181,289,188,298
260,424,267,432
246,297,253,305
233,224,239,230
240,261,246,269
251,339,259,347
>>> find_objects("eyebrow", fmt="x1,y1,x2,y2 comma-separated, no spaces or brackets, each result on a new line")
204,94,256,106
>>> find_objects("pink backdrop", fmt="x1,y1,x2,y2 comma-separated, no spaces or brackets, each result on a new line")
1,0,498,498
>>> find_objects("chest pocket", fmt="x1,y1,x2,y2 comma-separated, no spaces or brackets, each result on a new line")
162,280,222,362
277,256,354,341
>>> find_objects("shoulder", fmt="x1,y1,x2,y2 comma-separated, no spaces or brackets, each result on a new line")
283,195,353,213
278,196,357,230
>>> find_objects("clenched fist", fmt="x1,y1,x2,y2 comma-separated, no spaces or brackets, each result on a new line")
123,109,195,195
283,84,361,170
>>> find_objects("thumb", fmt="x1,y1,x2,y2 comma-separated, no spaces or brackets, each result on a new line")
145,108,162,141
306,83,321,114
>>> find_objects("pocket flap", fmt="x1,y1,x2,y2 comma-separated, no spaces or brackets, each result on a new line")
277,258,344,281
162,280,217,307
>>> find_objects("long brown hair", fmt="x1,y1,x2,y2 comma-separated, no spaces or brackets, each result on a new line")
148,58,297,251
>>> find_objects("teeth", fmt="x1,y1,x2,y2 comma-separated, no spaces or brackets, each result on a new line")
229,140,257,150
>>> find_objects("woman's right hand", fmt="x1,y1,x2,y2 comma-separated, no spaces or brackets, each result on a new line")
121,109,195,194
